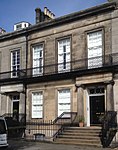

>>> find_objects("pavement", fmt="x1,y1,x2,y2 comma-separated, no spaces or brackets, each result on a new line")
1,139,118,150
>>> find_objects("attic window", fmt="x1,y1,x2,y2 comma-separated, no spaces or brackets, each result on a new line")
16,24,22,30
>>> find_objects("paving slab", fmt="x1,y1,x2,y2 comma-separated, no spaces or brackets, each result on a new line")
5,139,118,150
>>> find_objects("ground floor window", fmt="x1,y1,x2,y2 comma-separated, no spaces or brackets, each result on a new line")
58,89,71,117
32,92,43,118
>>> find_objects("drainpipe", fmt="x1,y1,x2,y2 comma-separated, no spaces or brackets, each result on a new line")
24,33,28,125
26,33,28,74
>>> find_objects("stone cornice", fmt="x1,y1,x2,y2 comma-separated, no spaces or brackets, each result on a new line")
104,80,115,85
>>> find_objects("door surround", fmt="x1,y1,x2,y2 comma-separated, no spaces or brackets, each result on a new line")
87,86,105,126
11,94,20,114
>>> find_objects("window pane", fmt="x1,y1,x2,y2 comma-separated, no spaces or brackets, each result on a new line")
32,92,43,118
58,89,71,117
32,44,43,76
58,38,70,72
11,50,20,78
87,31,102,69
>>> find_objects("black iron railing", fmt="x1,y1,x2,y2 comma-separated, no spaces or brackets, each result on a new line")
21,54,117,78
53,112,77,124
53,112,77,140
25,112,77,141
0,53,118,82
101,111,117,148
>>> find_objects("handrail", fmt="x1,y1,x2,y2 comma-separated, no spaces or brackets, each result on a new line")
53,112,77,140
0,53,118,81
53,112,77,124
101,111,117,148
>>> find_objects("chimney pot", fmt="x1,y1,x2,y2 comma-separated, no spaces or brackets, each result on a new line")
48,10,52,18
52,13,55,19
44,7,47,15
46,9,50,17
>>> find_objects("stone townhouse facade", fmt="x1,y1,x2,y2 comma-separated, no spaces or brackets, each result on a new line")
0,1,118,128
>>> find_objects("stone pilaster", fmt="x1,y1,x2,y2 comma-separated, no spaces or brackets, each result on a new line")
19,92,26,114
76,84,84,116
105,80,114,111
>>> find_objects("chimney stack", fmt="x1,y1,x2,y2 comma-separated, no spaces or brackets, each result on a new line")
35,8,42,24
35,7,55,24
44,7,55,19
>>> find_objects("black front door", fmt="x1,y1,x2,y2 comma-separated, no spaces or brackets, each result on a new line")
90,95,105,125
12,94,20,121
13,101,19,114
13,101,19,121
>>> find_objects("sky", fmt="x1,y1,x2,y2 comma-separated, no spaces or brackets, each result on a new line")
0,0,108,32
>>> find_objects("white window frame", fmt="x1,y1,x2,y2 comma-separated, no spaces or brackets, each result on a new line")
32,92,43,119
32,44,43,76
87,30,103,69
58,89,71,117
58,38,71,72
11,50,20,78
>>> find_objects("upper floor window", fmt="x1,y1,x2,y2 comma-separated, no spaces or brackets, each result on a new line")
11,50,20,78
32,92,43,118
58,38,71,72
87,30,103,69
32,44,43,76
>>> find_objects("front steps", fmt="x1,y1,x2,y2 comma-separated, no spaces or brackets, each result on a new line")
54,126,102,147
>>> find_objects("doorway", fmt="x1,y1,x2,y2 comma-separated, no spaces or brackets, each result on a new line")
87,87,105,126
12,95,20,121
90,95,105,125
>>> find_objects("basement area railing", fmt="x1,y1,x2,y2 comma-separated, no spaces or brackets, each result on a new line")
25,112,77,141
101,111,117,148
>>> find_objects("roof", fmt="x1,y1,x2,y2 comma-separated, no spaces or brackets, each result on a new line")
0,2,116,41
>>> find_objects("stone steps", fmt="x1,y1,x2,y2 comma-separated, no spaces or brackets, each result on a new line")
54,126,102,147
